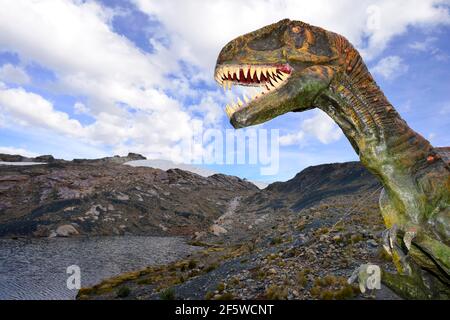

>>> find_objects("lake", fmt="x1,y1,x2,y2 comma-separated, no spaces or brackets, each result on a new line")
0,236,199,300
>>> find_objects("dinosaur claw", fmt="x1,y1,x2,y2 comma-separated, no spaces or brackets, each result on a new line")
382,229,392,256
389,224,398,249
403,229,416,251
381,224,398,256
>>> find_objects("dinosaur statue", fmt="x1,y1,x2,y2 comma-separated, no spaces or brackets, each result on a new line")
214,19,450,299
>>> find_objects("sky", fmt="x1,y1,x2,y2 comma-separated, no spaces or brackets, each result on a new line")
0,0,449,183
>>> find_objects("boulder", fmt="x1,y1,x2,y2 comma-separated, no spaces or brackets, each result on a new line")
210,224,227,236
55,224,79,237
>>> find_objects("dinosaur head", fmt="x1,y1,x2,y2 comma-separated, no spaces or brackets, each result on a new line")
215,19,340,128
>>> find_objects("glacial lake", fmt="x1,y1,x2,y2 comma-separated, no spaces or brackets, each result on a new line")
0,236,199,300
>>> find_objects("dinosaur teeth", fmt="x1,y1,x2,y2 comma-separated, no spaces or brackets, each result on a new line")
250,66,256,81
215,64,291,85
256,67,262,81
216,64,292,118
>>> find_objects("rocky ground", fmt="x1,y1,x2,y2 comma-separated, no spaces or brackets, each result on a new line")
0,153,257,238
75,161,401,300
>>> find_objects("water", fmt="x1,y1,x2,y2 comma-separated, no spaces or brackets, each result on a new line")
0,236,199,300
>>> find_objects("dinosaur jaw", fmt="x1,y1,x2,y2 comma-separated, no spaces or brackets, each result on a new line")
214,64,292,126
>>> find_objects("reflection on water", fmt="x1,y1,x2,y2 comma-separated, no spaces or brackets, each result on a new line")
0,236,198,300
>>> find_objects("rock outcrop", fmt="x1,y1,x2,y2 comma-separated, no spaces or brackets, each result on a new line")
0,154,258,238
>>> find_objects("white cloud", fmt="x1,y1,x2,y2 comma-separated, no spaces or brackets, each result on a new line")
74,102,89,115
409,37,438,51
0,0,205,162
371,55,409,80
0,63,30,84
0,146,38,157
134,0,450,71
302,111,343,144
279,131,305,146
0,0,448,163
0,86,85,137
189,92,224,126
409,36,449,61
279,110,342,146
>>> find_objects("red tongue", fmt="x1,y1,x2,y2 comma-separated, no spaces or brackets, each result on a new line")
278,65,292,74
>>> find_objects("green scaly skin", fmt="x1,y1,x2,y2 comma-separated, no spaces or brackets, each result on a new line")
215,19,450,299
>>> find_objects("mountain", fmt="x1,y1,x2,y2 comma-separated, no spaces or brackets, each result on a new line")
125,159,216,178
78,161,399,300
0,154,257,238
125,159,269,189
194,161,381,243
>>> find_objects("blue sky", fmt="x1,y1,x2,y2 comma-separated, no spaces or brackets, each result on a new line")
0,0,449,183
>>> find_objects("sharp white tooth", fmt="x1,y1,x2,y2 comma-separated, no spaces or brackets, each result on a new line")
279,73,288,81
273,80,281,88
216,74,223,84
246,67,251,80
231,67,237,80
249,66,255,81
236,67,240,80
221,69,227,80
256,67,262,81
271,68,278,77
225,105,231,117
224,66,231,80
237,97,243,107
244,95,249,103
268,81,276,89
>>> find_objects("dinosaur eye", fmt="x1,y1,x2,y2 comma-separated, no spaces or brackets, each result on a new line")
289,26,305,49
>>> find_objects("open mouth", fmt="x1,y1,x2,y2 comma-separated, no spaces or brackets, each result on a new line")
214,64,292,118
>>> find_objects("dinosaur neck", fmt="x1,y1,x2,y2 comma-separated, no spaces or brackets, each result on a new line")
321,69,433,176
315,41,438,221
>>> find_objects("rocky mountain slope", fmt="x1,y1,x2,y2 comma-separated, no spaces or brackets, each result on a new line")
0,153,257,238
77,161,402,300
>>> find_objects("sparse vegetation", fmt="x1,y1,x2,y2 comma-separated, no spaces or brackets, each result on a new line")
310,275,359,300
159,288,175,300
265,285,288,300
205,263,219,272
296,270,309,287
215,292,234,300
270,237,283,245
116,286,131,298
217,282,225,292
205,291,214,300
188,259,197,269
